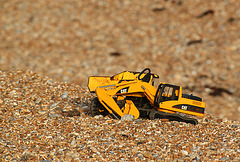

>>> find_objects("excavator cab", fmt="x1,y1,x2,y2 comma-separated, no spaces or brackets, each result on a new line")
154,83,180,106
153,83,205,118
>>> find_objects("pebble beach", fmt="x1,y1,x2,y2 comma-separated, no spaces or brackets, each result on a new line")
1,0,240,161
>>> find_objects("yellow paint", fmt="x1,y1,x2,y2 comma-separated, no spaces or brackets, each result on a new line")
89,70,205,119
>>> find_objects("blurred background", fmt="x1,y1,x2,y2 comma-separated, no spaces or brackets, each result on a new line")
1,0,240,121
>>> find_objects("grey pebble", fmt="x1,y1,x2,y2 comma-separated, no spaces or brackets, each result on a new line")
220,156,229,161
50,102,58,109
60,92,69,99
121,114,135,121
48,113,60,118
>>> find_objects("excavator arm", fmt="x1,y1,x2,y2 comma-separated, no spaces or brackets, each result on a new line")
94,81,157,119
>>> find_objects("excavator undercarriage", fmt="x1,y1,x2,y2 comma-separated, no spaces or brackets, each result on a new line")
88,68,205,125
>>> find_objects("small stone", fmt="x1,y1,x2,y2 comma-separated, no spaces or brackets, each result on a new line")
220,156,229,161
106,120,113,123
70,139,76,146
121,114,135,121
217,118,223,123
160,119,169,122
61,92,69,99
63,109,80,117
46,80,53,85
233,158,240,162
144,153,152,159
138,153,144,159
181,150,189,156
35,98,42,105
223,118,228,123
80,106,89,109
204,88,211,93
192,155,200,161
134,119,143,123
38,110,47,115
10,117,15,121
91,147,98,153
9,90,16,97
137,141,143,145
49,113,60,118
203,118,209,122
55,107,63,113
71,132,80,136
50,102,58,109
41,160,51,162
232,125,239,128
94,115,103,119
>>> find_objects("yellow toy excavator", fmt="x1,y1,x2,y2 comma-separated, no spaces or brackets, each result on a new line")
88,68,205,124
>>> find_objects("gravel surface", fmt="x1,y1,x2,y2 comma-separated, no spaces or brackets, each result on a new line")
0,70,240,161
1,0,240,121
1,0,240,161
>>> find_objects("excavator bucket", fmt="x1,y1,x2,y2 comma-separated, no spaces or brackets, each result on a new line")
95,88,140,119
122,100,140,119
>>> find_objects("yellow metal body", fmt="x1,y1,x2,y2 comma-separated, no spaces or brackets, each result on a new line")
93,81,155,119
156,97,205,117
88,70,158,92
88,70,205,119
122,100,140,119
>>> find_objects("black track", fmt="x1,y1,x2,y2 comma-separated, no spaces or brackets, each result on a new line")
89,97,108,116
90,97,198,125
138,103,198,125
